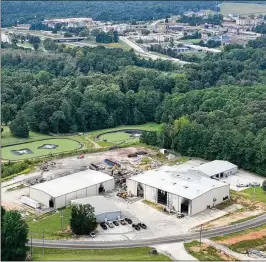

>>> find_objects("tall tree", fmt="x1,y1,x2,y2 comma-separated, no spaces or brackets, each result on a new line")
70,204,97,235
1,209,29,261
10,111,29,138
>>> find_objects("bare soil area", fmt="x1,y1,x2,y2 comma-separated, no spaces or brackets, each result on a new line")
217,229,266,245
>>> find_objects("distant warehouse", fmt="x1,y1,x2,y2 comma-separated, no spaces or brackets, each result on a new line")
29,170,114,209
189,160,238,179
71,196,121,223
127,166,230,216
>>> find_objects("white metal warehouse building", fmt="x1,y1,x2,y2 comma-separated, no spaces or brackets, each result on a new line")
71,196,121,223
29,170,114,209
189,160,238,179
127,166,230,216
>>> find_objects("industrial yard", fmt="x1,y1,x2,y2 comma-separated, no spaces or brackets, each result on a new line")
2,146,265,246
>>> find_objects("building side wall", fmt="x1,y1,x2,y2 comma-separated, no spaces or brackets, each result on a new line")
77,188,87,199
126,179,137,196
191,185,230,215
55,195,66,209
96,211,121,223
29,188,51,207
144,184,157,203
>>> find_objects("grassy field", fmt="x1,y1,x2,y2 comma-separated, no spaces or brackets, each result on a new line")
27,208,72,240
220,3,266,15
1,127,51,146
99,131,140,144
32,247,171,261
82,39,131,50
2,138,81,161
184,240,234,261
88,122,160,147
232,186,266,204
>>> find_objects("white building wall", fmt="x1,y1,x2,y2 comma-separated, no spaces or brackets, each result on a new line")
191,184,230,215
126,179,137,196
66,191,77,206
87,185,97,196
29,188,50,207
77,188,86,199
103,179,115,192
55,195,66,209
144,184,157,203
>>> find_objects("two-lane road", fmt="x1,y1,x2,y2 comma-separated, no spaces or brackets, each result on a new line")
31,213,266,249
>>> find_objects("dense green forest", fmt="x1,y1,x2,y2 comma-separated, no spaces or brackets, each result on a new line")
2,35,266,176
2,1,217,27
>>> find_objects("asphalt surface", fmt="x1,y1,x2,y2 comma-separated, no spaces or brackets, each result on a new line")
31,213,266,249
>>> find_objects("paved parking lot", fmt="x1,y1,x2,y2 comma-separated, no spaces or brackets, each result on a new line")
87,192,226,241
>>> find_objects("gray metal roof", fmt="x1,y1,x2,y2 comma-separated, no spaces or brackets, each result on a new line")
71,196,120,215
30,170,113,198
129,165,228,200
190,160,237,177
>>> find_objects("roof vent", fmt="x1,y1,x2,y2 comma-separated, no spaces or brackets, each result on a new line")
184,186,188,189
173,183,177,185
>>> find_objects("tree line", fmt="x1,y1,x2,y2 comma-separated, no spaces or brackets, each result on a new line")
141,85,266,177
2,1,217,27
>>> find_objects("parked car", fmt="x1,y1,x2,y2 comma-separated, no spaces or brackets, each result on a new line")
237,183,249,187
89,232,96,238
113,220,119,226
119,219,127,225
138,223,147,229
100,223,108,230
125,218,132,224
106,221,115,228
177,213,185,219
135,224,140,230
132,224,136,228
249,182,260,187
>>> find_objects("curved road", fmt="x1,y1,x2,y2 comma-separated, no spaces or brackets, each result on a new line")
32,213,266,249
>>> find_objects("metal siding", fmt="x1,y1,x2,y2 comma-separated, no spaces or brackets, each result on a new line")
87,185,97,196
126,179,137,196
29,188,50,207
77,188,86,199
55,195,66,209
144,185,157,203
66,191,77,206
96,211,121,223
191,185,230,215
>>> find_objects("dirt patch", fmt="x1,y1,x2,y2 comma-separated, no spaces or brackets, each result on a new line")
1,200,25,211
217,229,266,245
190,243,209,252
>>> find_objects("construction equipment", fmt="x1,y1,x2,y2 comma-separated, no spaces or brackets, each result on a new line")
78,154,84,159
117,191,128,199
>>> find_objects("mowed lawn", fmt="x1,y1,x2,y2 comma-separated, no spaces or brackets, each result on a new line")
220,2,266,15
27,208,72,240
233,186,266,204
32,247,171,261
99,131,139,144
1,127,51,147
2,139,81,161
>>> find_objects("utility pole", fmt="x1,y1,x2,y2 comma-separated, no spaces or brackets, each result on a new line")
60,210,64,231
30,232,33,258
199,224,203,247
42,230,44,256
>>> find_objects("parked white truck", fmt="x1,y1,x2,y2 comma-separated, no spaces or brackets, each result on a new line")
21,196,41,209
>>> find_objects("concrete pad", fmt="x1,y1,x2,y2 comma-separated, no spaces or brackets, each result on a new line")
154,242,197,261
220,169,265,191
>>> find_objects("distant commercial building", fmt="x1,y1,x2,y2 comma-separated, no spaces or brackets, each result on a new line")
71,196,121,223
189,160,238,179
43,18,94,28
29,170,114,209
127,165,230,216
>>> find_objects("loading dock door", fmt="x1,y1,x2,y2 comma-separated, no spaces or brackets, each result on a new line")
181,200,189,214
157,190,167,205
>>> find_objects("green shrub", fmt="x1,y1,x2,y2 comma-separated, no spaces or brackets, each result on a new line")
2,161,30,178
